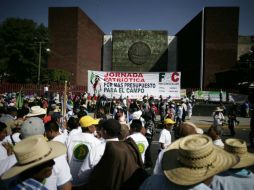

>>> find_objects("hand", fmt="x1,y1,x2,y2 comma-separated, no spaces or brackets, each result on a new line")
2,142,14,156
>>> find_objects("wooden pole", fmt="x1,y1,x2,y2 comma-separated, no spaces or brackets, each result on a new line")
63,81,67,117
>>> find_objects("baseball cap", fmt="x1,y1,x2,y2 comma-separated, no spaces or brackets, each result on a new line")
79,116,99,128
21,117,45,138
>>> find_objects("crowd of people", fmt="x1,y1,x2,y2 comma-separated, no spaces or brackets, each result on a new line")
0,91,254,190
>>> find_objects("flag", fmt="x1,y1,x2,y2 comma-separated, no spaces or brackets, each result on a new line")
16,88,23,109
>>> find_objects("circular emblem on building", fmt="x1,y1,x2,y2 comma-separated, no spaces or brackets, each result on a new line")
137,143,145,154
128,41,151,65
73,144,89,161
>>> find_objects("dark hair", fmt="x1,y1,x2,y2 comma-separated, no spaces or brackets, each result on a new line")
17,108,28,118
20,159,55,181
77,110,87,119
100,119,120,138
0,122,7,132
130,119,143,132
67,117,79,130
44,121,59,132
7,106,17,114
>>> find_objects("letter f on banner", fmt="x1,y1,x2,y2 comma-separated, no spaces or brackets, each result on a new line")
159,73,165,82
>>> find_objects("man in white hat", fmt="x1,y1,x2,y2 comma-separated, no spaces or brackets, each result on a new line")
210,138,254,190
212,107,225,127
20,117,72,190
140,134,239,190
1,135,66,190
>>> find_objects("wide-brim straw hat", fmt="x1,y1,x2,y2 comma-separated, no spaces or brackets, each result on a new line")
214,107,223,112
162,134,239,186
26,106,46,117
224,138,254,169
2,135,66,180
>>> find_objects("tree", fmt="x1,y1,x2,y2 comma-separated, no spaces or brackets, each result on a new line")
0,18,71,84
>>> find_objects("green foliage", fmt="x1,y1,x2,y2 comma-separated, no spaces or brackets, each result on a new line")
0,18,49,83
42,69,71,84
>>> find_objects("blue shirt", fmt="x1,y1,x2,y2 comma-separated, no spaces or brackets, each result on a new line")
13,178,48,190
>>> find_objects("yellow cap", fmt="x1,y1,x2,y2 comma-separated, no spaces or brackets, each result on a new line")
79,116,99,128
164,118,176,125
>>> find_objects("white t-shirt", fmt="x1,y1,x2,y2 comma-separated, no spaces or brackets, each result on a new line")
67,132,101,186
153,148,166,175
159,129,171,149
65,128,82,149
53,133,68,145
4,133,21,145
0,143,17,176
45,136,72,190
213,139,224,148
78,138,119,183
127,133,149,163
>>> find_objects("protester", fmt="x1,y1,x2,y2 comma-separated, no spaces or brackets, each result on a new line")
207,125,224,148
0,106,18,135
20,117,72,190
0,122,16,176
210,138,254,190
140,134,239,190
67,115,101,188
1,135,66,190
154,121,201,175
86,119,148,190
158,118,175,151
212,107,225,127
128,119,148,163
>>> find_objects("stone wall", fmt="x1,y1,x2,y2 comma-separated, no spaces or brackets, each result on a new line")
112,30,168,72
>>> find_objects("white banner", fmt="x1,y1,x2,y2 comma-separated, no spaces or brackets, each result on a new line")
88,70,181,99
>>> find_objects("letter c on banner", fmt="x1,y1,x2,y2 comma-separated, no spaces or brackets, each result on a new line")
171,72,179,82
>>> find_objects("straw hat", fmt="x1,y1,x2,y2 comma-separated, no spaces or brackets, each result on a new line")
224,138,254,169
162,134,239,186
214,107,223,112
26,106,46,117
2,135,66,180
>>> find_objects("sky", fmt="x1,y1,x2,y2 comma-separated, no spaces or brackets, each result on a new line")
0,0,254,35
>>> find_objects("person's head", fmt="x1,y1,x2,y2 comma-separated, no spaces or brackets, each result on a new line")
26,106,46,119
162,134,239,186
77,110,87,120
177,122,198,138
67,116,79,131
20,117,45,139
116,107,124,117
99,119,121,139
224,138,254,169
164,118,175,129
7,106,17,118
130,119,143,133
207,125,223,140
51,112,62,124
1,135,66,182
44,121,60,140
0,122,7,141
214,107,223,114
79,115,99,134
